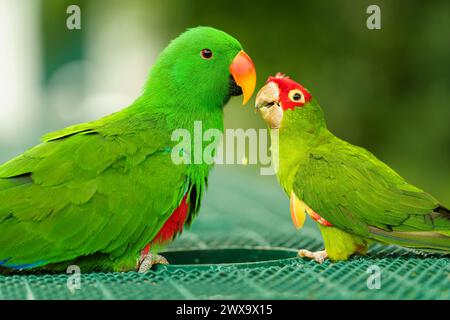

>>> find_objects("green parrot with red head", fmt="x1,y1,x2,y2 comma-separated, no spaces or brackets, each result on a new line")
256,73,450,262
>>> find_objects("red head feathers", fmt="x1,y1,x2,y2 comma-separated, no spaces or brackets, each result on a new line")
266,73,312,110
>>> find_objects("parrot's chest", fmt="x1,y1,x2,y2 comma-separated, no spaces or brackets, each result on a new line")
275,135,308,192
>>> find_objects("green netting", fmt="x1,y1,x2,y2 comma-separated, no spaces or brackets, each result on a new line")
0,167,449,300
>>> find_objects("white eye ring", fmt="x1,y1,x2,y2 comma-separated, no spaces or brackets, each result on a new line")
288,89,305,104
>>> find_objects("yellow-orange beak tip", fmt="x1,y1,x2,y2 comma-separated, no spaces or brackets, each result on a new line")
229,50,256,105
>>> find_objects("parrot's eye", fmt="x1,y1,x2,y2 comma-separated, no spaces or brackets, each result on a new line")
292,93,302,101
200,49,213,59
288,89,305,104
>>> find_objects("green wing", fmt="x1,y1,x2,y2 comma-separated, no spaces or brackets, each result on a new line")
293,136,450,251
0,119,191,269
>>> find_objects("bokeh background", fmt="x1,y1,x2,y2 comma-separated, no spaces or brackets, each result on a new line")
1,0,449,300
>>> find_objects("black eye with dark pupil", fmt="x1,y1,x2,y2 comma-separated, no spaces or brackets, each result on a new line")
201,49,213,59
293,93,302,101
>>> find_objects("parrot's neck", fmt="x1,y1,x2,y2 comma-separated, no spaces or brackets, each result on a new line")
275,101,330,193
114,84,226,134
97,86,225,184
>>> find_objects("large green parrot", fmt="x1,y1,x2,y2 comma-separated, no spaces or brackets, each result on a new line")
0,27,256,273
255,73,450,262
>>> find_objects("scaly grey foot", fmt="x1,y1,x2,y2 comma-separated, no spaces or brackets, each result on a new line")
137,253,169,273
298,249,328,264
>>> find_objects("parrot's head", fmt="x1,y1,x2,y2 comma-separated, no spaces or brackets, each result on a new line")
146,26,256,108
255,73,313,129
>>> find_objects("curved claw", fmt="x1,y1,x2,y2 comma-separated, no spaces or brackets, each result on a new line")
137,253,169,273
298,249,328,264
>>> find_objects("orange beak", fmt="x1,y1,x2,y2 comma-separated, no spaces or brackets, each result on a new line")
229,50,256,105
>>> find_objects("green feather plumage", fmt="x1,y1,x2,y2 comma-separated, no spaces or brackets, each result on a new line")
0,26,244,272
277,98,450,260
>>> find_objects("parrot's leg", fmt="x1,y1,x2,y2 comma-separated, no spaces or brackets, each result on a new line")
298,249,328,263
297,226,368,263
137,253,169,273
319,225,368,261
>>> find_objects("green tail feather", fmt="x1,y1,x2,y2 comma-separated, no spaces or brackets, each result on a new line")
368,226,450,253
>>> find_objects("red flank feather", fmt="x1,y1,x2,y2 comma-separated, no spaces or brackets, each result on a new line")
141,194,189,255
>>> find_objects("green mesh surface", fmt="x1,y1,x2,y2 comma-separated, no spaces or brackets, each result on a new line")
0,167,449,300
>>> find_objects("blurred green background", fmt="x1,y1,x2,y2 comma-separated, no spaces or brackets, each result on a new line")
1,0,449,202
